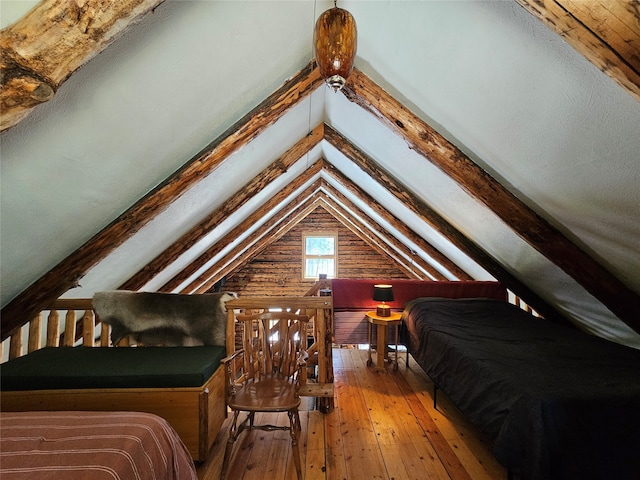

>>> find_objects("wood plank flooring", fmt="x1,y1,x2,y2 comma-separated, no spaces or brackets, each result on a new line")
197,347,508,480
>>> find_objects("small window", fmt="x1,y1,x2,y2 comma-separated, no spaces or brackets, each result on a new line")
303,233,337,279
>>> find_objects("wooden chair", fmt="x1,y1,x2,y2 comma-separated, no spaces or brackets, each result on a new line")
220,311,310,480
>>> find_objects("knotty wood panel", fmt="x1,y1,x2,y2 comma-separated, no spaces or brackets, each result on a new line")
223,208,410,297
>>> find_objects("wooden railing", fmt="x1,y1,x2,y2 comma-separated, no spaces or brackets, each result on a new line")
1,299,106,363
1,281,539,364
509,291,542,317
304,277,331,296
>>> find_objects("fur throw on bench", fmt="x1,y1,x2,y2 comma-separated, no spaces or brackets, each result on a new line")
93,291,237,347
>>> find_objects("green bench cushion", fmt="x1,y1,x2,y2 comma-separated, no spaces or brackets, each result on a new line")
1,346,226,391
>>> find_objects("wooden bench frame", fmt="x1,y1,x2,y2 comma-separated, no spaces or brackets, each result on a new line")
1,293,335,460
1,366,225,462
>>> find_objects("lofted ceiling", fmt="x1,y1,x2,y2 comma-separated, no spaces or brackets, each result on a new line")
1,1,639,348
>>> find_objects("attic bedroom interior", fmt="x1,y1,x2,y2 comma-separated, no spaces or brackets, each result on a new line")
1,0,639,479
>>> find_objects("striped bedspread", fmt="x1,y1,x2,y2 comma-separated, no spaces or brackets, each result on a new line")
0,411,197,480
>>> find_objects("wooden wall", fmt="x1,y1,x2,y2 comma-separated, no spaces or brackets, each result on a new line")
222,206,410,297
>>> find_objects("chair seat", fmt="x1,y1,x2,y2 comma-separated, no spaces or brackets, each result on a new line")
221,311,310,480
228,375,301,412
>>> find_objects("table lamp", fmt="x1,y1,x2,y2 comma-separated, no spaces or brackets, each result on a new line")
373,284,394,317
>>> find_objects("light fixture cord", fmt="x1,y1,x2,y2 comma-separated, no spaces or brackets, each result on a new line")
307,0,318,169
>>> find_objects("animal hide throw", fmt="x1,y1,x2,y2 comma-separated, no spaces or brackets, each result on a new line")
93,290,237,347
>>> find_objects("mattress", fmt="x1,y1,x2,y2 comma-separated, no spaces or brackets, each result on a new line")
0,345,226,390
0,410,197,479
403,298,640,480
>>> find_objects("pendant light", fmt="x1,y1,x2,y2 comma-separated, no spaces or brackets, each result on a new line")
313,1,357,92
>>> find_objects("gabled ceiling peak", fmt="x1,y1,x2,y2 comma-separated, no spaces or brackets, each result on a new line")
2,59,639,340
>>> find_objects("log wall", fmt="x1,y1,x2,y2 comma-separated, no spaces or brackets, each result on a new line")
222,207,410,297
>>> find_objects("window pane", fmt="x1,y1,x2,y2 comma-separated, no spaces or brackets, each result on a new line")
305,259,335,278
305,237,335,255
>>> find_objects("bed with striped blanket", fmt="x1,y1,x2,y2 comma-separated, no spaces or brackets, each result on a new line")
0,411,197,479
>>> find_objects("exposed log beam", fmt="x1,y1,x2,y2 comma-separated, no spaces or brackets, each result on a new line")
515,0,640,102
169,155,450,292
316,192,430,280
0,62,322,341
190,188,326,294
324,124,564,324
315,191,431,280
121,123,324,291
3,0,636,132
164,162,324,292
316,195,420,280
317,181,450,281
174,168,450,293
341,69,640,332
321,162,472,281
0,0,166,131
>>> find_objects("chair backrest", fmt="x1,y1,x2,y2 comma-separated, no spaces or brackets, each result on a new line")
235,311,310,382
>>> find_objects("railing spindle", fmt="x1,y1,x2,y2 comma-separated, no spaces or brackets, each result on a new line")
46,310,60,347
63,310,76,347
100,322,110,347
82,310,95,347
28,313,42,353
9,329,22,360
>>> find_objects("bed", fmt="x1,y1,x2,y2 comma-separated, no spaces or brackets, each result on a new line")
330,278,506,345
0,410,197,479
0,345,227,462
403,297,640,480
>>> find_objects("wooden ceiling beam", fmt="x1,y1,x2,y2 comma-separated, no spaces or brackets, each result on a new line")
168,162,452,293
316,192,429,280
515,0,640,102
2,0,636,132
315,191,433,280
167,156,450,293
0,0,166,131
162,162,323,292
324,124,564,323
315,193,420,279
320,161,472,281
0,62,322,341
341,69,640,331
121,123,324,291
189,186,325,294
317,181,449,281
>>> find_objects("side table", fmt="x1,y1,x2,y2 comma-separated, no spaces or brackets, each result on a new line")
365,311,403,372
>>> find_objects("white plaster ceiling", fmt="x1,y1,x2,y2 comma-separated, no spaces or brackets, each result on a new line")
1,1,639,347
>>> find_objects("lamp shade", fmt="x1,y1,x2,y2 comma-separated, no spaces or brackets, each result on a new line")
313,5,357,91
373,284,394,303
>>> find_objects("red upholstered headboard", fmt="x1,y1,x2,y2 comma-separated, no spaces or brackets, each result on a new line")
330,279,507,344
331,279,507,311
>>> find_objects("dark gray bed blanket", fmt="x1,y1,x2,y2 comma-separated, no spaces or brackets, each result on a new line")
403,298,640,480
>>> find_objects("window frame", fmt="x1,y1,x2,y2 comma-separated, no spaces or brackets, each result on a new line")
302,232,338,280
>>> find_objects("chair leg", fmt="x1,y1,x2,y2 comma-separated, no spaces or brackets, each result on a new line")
220,410,240,480
288,409,303,480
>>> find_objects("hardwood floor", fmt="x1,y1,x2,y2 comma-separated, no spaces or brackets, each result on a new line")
197,347,508,480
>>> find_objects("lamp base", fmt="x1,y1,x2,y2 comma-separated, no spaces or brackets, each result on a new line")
376,305,391,317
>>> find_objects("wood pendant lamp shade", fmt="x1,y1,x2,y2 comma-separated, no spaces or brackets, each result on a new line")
313,4,357,91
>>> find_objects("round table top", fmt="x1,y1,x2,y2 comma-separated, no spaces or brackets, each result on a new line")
365,311,402,325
